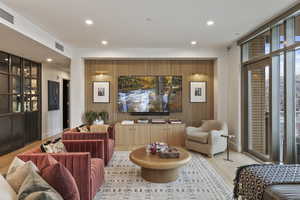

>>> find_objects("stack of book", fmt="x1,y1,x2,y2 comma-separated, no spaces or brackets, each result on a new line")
151,119,167,124
137,119,149,124
169,119,182,124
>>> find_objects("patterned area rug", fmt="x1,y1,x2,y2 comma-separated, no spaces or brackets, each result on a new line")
95,151,232,200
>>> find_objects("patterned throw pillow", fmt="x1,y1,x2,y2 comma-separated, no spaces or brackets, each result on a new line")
40,138,67,153
6,158,39,193
78,126,89,132
18,168,63,200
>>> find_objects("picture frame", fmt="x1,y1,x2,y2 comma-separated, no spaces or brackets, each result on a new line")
190,81,207,103
93,81,110,103
48,80,60,110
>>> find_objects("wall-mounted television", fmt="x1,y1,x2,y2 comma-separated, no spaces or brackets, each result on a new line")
118,76,182,114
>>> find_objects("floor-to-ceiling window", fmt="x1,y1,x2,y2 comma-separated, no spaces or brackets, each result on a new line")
241,8,300,163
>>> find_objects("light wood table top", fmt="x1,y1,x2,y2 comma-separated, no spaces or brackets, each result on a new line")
130,147,191,170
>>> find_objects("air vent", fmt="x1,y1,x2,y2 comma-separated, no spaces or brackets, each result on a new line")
0,8,14,24
55,42,64,52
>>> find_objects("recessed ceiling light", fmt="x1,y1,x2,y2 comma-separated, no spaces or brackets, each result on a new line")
101,40,108,45
4,58,8,61
190,41,197,45
206,20,215,26
85,19,94,25
46,58,53,62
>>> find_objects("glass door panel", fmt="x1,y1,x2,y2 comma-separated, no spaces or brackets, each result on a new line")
0,52,9,73
0,74,9,93
0,95,9,114
247,61,271,159
11,76,21,94
31,95,38,111
11,56,21,76
23,60,31,77
12,95,22,112
295,49,300,163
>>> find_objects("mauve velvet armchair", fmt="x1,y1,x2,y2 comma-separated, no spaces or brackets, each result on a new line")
17,139,105,200
63,125,115,165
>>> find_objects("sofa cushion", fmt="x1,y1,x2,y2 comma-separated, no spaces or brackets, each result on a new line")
6,158,39,193
41,162,80,200
186,131,209,144
0,174,17,200
90,158,105,198
18,168,63,200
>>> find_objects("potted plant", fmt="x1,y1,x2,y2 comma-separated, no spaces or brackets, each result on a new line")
99,111,109,124
84,111,98,125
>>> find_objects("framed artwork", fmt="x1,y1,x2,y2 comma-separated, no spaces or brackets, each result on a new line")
190,81,207,103
93,81,110,103
48,80,60,110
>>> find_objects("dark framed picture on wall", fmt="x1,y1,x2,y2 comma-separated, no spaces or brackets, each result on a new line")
190,81,207,103
48,80,60,110
93,81,110,103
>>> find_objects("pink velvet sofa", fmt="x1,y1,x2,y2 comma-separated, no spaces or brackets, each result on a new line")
63,125,115,165
17,140,105,200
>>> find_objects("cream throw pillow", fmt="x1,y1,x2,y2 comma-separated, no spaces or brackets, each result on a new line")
0,174,17,200
6,158,39,193
90,124,109,133
18,168,63,200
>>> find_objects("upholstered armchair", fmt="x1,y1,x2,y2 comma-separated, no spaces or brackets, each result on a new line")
185,120,228,157
63,124,115,165
17,140,105,200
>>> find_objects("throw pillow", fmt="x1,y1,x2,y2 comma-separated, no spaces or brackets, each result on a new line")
40,138,67,153
6,160,39,193
18,168,63,200
38,155,58,171
78,126,89,132
0,174,17,200
90,124,109,133
7,157,25,174
41,162,80,200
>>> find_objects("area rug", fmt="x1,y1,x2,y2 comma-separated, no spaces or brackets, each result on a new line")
95,151,232,200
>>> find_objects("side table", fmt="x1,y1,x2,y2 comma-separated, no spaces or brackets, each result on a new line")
221,134,236,162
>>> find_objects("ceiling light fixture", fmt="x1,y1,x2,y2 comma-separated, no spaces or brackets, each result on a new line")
206,20,215,26
85,19,94,25
46,58,53,62
190,41,197,45
101,40,108,45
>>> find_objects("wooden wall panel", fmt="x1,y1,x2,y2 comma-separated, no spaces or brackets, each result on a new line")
85,60,214,126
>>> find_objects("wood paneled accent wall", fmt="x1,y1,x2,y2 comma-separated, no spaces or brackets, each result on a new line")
85,60,214,126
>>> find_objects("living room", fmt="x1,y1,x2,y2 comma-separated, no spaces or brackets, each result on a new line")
0,1,300,200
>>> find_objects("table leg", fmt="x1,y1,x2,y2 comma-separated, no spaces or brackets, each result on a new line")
224,137,233,162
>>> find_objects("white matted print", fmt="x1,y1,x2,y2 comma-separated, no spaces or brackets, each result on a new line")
190,81,207,103
93,82,110,103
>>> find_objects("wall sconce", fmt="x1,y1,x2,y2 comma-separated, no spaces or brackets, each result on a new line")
95,71,108,77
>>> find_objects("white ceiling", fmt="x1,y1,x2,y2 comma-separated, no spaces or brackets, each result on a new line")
0,24,70,70
1,0,299,48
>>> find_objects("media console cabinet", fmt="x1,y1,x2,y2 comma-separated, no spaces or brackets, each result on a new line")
115,123,186,149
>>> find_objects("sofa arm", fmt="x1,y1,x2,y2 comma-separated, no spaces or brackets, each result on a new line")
63,132,109,140
63,140,105,160
208,130,225,145
108,125,115,140
18,152,91,200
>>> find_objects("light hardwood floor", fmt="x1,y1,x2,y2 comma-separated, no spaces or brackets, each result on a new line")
0,141,258,188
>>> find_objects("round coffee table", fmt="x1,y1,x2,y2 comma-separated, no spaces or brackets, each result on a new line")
129,147,191,183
